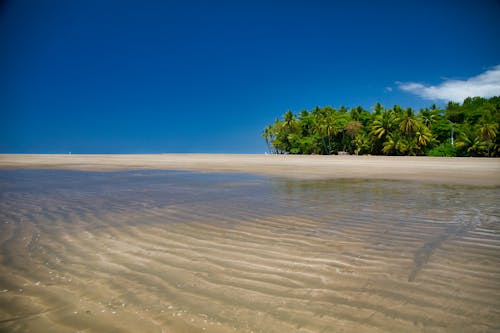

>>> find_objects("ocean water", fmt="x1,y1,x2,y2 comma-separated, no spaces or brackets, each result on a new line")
0,169,499,332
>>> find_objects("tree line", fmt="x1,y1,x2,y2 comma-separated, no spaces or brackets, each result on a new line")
262,96,499,157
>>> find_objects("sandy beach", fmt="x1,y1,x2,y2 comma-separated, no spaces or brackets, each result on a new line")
1,154,499,185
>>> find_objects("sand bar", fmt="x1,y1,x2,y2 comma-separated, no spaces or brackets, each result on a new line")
1,154,499,185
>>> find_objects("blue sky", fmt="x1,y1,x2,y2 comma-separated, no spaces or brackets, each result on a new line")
1,0,499,153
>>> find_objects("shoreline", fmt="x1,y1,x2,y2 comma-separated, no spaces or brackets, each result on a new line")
1,154,499,186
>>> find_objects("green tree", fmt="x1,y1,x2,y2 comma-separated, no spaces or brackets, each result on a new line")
353,132,371,155
263,96,499,157
399,108,419,137
456,126,485,157
344,120,363,153
382,133,402,155
479,122,498,157
372,110,396,139
415,123,435,150
261,125,273,153
418,108,439,129
373,102,384,116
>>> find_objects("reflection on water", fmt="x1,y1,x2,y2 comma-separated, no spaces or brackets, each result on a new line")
0,170,499,332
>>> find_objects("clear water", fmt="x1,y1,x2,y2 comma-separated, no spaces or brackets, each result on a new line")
0,170,499,332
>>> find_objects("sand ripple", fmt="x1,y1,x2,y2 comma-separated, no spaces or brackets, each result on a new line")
0,170,499,332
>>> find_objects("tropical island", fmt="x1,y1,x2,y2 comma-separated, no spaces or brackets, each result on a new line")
262,96,499,157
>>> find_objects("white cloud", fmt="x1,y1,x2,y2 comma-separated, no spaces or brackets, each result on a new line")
398,65,500,102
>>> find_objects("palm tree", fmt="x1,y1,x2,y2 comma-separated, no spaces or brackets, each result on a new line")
415,123,434,147
373,102,384,116
353,132,370,155
418,108,438,129
479,122,498,141
382,135,396,155
382,133,401,155
456,126,485,157
283,110,295,130
479,122,498,156
323,113,344,154
371,110,396,139
404,137,420,156
399,108,419,137
262,125,273,153
313,116,328,154
466,136,486,156
271,119,285,153
299,110,314,136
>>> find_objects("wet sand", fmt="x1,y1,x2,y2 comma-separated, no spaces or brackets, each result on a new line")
0,163,499,332
1,154,499,185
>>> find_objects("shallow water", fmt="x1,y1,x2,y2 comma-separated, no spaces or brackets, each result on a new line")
0,169,499,333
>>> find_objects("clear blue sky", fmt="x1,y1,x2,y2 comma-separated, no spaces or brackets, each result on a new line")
1,0,499,153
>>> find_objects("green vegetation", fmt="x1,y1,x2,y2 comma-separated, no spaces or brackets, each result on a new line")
262,96,500,157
